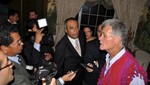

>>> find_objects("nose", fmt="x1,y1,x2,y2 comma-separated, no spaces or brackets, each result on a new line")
74,27,79,33
20,41,24,45
98,34,104,40
98,34,102,40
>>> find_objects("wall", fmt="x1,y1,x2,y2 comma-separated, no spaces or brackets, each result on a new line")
8,0,47,38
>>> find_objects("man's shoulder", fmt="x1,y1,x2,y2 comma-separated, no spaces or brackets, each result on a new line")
9,74,32,85
1,21,12,26
10,69,32,85
56,35,67,45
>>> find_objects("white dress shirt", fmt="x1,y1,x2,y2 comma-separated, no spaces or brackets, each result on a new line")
67,36,81,56
8,55,21,64
34,43,41,52
67,36,80,48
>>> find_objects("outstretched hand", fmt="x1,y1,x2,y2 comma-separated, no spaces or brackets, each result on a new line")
42,78,56,85
86,63,94,73
61,71,76,82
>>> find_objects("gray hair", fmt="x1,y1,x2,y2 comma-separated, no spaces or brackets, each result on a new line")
101,19,128,46
64,17,78,29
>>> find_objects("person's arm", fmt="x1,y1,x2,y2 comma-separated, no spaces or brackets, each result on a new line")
54,42,65,78
23,28,44,67
33,43,41,51
34,28,44,44
61,71,76,82
42,71,76,85
57,71,76,85
23,41,41,66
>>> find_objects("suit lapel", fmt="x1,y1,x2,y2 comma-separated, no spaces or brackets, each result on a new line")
65,35,81,57
11,60,30,78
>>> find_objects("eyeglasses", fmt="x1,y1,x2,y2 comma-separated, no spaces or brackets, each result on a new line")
0,62,13,70
10,39,23,46
16,39,23,46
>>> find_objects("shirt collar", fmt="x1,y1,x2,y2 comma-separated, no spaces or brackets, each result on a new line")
8,54,20,64
67,36,79,47
7,19,17,24
106,47,126,67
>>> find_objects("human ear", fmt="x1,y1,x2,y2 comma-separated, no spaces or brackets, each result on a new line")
0,45,8,54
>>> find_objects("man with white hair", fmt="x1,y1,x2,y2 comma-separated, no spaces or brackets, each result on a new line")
97,19,148,85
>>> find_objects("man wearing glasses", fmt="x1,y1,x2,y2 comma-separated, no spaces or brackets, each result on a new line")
0,24,33,85
0,23,77,85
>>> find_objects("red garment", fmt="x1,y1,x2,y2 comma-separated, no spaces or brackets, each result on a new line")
97,50,148,85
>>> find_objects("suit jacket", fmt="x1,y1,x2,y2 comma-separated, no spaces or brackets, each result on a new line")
2,21,18,29
8,56,33,85
22,40,43,67
22,33,54,67
54,31,86,85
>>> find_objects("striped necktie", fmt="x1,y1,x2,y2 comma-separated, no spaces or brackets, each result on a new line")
75,39,81,56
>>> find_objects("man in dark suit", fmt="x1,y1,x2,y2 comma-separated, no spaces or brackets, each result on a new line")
3,9,20,35
4,9,19,26
54,17,86,85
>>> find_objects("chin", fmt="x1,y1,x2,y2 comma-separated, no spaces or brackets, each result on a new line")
100,46,105,50
72,36,78,39
9,76,14,82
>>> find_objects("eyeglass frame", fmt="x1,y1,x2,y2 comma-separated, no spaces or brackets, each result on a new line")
0,62,13,71
9,39,23,47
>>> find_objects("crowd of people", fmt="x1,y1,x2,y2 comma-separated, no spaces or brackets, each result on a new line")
0,8,148,85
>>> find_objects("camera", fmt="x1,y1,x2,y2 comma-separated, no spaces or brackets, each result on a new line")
37,18,49,34
26,18,49,34
37,18,47,28
31,62,57,85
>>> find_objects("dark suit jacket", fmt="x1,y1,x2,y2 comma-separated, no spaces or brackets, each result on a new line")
54,31,86,85
8,56,33,85
83,38,106,85
22,33,54,68
2,21,20,35
2,21,18,29
22,40,43,67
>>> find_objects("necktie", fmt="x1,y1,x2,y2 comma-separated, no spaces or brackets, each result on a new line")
75,39,81,56
18,56,23,66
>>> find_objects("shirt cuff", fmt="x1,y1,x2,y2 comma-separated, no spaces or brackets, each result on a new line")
58,77,65,85
34,43,40,52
